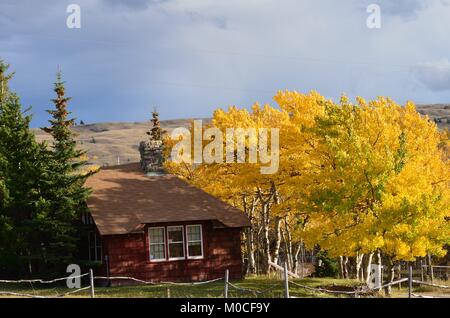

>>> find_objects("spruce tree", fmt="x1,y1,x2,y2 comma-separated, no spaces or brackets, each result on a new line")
0,60,11,211
146,109,166,141
40,71,93,270
0,60,13,268
0,60,50,276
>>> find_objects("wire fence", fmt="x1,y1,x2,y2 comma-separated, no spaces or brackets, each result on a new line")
0,273,90,298
1,265,449,298
0,270,225,298
420,265,450,282
93,276,223,286
267,262,449,299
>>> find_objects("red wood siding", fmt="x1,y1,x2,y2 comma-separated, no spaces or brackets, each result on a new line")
99,220,244,283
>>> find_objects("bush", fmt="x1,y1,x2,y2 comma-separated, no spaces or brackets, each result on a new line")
314,251,339,278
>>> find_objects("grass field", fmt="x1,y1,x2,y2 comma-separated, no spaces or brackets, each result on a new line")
1,276,448,298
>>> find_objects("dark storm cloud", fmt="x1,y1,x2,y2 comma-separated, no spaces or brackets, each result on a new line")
0,0,449,127
103,0,168,10
186,11,228,30
415,60,450,92
359,0,428,18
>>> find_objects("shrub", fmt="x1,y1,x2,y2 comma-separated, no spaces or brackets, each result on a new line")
314,251,339,278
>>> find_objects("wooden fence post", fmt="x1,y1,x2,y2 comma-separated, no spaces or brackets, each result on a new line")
428,253,434,282
408,264,412,299
420,259,424,282
89,268,95,298
284,262,289,298
105,255,110,287
224,269,229,298
430,265,434,283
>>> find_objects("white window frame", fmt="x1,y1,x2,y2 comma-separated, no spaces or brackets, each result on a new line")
148,226,166,262
167,226,185,260
186,224,204,259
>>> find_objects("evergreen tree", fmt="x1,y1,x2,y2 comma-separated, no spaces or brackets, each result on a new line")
40,71,93,269
0,60,13,267
146,109,165,141
0,59,14,102
0,60,50,276
0,62,94,276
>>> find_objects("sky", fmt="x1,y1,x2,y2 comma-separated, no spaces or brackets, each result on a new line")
1,0,450,127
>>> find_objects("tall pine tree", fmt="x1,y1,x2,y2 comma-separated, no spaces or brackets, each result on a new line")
40,71,93,270
0,60,51,276
0,60,13,267
146,109,166,141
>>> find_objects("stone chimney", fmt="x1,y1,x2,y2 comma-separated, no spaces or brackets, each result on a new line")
139,139,164,173
139,110,166,174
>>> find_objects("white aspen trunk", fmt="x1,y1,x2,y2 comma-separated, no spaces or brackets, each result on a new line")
343,256,349,279
292,243,301,275
365,253,374,284
339,256,345,279
384,258,395,296
244,195,257,275
246,227,256,274
257,186,276,275
355,252,364,281
300,242,306,278
355,254,360,280
377,250,382,290
262,203,271,274
284,218,293,270
272,217,282,265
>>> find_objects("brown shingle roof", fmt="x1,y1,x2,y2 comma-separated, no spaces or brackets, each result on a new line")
85,163,250,235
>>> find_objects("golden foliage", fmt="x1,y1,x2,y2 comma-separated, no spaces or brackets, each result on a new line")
165,90,450,262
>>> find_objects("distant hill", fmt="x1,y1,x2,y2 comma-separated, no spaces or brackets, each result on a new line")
32,105,449,167
33,118,210,167
416,104,450,130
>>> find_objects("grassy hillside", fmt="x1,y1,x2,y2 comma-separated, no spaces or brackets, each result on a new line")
33,118,210,167
416,104,450,129
32,105,448,167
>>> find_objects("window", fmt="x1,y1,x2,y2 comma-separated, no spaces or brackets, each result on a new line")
167,226,185,260
187,225,203,259
82,212,93,225
88,231,102,261
149,227,166,261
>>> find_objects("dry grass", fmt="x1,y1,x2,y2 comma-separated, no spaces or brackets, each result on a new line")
416,104,450,129
1,276,448,298
0,277,360,298
33,118,210,167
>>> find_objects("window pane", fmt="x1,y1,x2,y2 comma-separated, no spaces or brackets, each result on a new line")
149,228,164,244
169,242,184,258
168,227,183,242
149,228,165,260
150,244,165,260
96,247,102,261
188,242,202,257
188,226,201,241
96,236,102,248
88,232,95,244
90,247,96,261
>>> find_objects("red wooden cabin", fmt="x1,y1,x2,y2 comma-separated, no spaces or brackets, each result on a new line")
83,163,250,283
